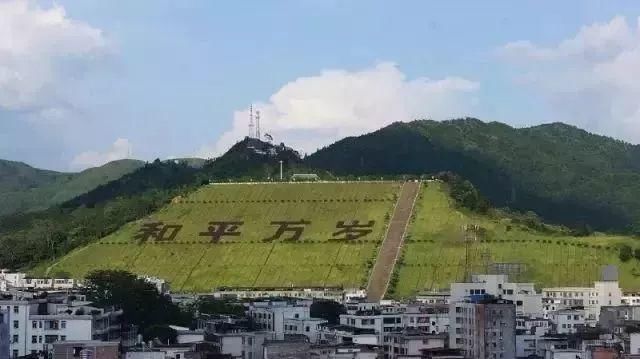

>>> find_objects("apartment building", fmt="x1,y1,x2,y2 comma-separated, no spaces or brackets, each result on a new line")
248,300,313,340
283,317,327,343
0,308,9,359
450,274,542,316
542,265,622,322
548,308,586,334
383,330,446,359
0,296,122,358
449,295,516,359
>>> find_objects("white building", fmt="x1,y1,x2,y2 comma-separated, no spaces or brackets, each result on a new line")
448,296,516,359
0,271,80,291
622,292,640,305
0,296,122,358
383,331,446,359
402,304,449,334
206,329,273,359
318,325,378,345
450,274,542,316
548,309,586,334
283,317,327,343
542,265,622,323
248,300,312,340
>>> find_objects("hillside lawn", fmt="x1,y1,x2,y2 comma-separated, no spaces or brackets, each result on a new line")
42,182,400,292
392,181,640,299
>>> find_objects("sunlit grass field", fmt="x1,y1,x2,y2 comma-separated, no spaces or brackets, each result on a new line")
44,182,400,292
393,181,640,298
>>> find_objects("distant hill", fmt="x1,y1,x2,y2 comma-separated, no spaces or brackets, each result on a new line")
306,119,640,232
0,159,144,216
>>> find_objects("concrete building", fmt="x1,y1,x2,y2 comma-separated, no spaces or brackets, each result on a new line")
248,300,312,340
599,305,640,335
622,293,640,306
283,317,327,343
0,295,123,357
542,266,622,323
402,304,449,334
383,330,446,359
0,271,80,291
318,325,378,346
414,292,450,305
212,288,366,303
450,274,542,316
52,341,119,359
449,295,516,359
548,309,586,334
0,308,9,359
339,309,403,344
204,321,274,359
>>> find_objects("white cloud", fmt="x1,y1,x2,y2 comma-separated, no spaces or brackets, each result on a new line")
70,138,132,170
500,16,640,142
0,0,109,111
197,62,479,158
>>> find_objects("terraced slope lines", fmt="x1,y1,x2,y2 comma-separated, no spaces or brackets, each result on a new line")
391,181,640,299
366,181,421,301
46,182,401,292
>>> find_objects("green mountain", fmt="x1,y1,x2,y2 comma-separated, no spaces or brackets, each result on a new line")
0,159,144,217
0,139,306,269
306,119,640,232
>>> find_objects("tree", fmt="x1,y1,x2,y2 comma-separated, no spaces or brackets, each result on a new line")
310,300,346,324
83,270,191,331
634,248,640,261
197,299,245,316
619,245,633,262
143,325,178,344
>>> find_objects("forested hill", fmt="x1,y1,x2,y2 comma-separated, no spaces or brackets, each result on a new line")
306,118,640,233
0,159,144,216
0,139,305,270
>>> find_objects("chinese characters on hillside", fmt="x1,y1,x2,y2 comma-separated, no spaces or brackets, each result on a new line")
134,220,375,243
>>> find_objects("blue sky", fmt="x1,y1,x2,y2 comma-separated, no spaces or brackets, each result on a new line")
2,0,640,170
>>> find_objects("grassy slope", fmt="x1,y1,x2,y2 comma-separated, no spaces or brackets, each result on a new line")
0,159,144,216
43,182,401,292
392,181,640,299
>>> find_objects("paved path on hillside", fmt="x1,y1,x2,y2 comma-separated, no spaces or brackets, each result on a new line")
366,181,421,301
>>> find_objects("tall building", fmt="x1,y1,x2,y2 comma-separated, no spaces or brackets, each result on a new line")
450,274,541,316
0,308,9,359
449,295,516,359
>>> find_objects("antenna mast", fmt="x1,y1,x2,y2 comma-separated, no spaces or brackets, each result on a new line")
255,110,261,140
248,104,255,138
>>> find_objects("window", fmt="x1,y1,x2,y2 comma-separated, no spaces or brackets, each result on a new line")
39,336,42,343
60,335,66,341
13,306,18,314
61,320,66,329
12,350,18,359
12,335,18,343
32,335,38,343
39,321,42,329
13,321,18,329
305,326,310,332
32,321,37,329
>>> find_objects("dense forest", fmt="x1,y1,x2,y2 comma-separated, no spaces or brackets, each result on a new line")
306,119,640,233
0,159,144,216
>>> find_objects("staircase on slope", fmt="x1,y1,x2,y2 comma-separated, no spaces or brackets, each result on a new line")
366,181,421,301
